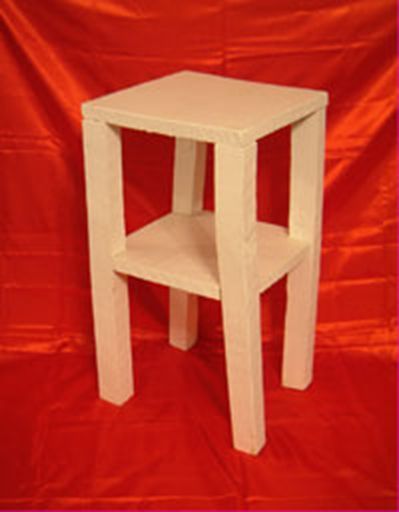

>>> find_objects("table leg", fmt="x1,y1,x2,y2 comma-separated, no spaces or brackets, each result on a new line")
283,109,326,389
215,142,266,455
82,119,134,405
169,138,206,350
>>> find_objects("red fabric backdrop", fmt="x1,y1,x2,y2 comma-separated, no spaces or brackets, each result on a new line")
0,0,397,509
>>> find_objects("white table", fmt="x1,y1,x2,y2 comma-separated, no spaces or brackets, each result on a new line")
82,71,328,455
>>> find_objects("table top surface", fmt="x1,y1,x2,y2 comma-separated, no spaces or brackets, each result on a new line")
82,71,328,145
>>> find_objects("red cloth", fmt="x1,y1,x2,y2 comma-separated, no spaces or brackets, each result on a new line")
0,0,397,509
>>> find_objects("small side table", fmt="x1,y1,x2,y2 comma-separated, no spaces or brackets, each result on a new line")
82,71,328,455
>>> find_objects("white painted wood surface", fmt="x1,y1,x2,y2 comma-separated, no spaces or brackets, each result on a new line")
214,143,265,455
82,71,327,146
82,70,328,455
169,138,206,350
82,120,134,405
112,212,308,300
282,109,326,390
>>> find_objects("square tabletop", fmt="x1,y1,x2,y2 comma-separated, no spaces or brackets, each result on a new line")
82,70,328,145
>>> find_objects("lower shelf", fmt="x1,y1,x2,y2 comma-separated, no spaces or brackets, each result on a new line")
112,211,308,300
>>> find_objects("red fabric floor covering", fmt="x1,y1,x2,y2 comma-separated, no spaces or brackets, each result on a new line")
0,339,396,510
